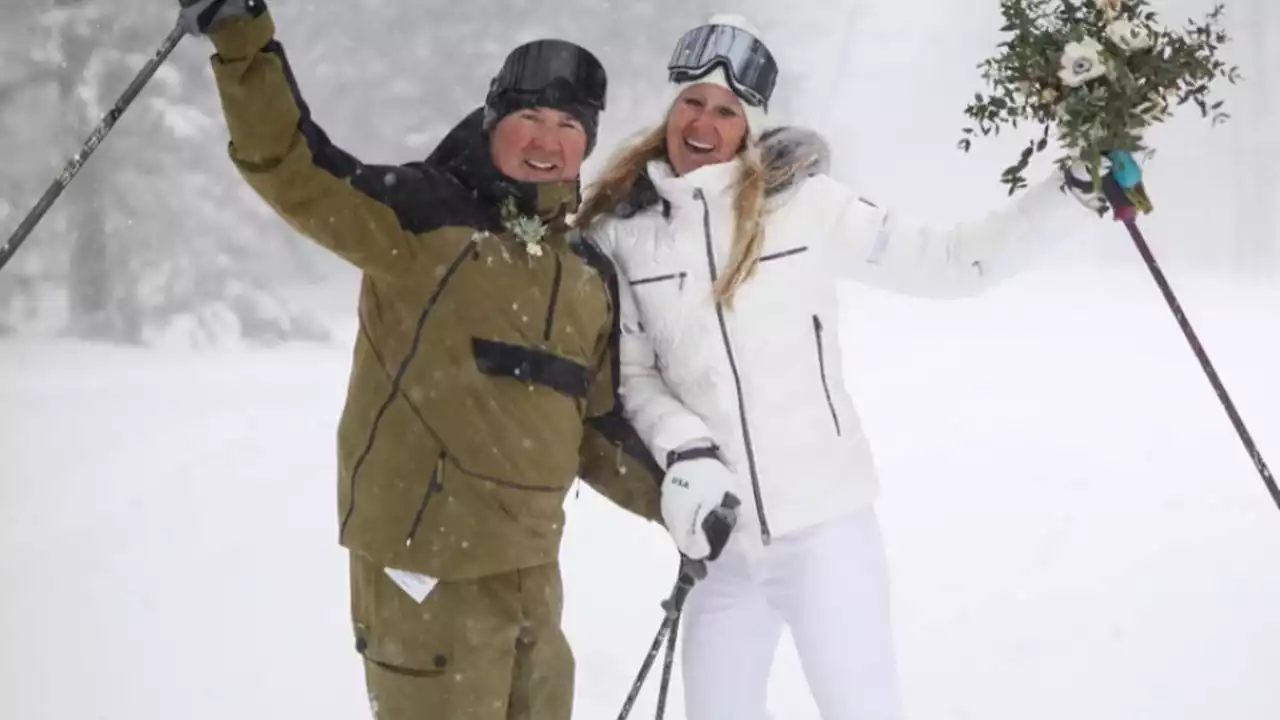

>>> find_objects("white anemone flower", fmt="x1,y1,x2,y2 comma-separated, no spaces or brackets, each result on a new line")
1107,20,1154,53
1058,38,1108,88
1096,0,1124,16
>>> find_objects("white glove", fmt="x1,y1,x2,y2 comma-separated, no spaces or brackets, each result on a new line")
661,448,740,561
1064,158,1107,214
1063,150,1147,217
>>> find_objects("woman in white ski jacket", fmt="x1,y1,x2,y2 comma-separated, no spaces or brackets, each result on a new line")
577,14,1125,720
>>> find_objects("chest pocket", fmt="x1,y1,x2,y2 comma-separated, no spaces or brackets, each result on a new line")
748,245,813,295
625,265,694,363
630,270,689,290
733,244,818,343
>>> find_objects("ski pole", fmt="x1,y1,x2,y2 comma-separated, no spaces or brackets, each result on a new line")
617,557,705,720
1099,157,1277,514
616,612,672,720
654,596,682,720
1120,215,1278,512
0,21,186,274
618,498,738,719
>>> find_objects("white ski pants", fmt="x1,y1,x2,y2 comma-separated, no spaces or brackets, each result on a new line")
681,506,905,720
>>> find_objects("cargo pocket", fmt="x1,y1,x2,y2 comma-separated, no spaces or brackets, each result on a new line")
350,552,454,677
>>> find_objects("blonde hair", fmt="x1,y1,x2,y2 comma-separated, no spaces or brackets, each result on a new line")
576,123,808,308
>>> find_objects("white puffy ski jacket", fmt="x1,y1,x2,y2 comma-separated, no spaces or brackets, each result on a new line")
589,128,1081,544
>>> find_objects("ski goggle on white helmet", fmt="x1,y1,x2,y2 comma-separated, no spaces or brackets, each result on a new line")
667,20,779,111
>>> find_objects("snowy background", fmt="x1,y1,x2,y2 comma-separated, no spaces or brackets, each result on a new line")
3,0,1279,718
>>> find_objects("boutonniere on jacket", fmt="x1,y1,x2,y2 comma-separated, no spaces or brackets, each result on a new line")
500,197,549,259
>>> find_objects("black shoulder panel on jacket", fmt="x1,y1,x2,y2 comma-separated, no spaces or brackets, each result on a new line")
585,413,664,483
263,41,488,236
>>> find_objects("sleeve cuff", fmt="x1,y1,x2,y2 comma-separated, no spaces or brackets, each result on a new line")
651,415,715,470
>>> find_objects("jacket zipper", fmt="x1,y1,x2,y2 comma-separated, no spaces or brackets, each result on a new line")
696,190,772,545
340,243,473,541
631,271,688,289
367,282,386,325
812,315,842,436
406,453,446,547
543,253,563,342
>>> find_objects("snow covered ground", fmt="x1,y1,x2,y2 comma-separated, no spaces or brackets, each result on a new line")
3,260,1279,719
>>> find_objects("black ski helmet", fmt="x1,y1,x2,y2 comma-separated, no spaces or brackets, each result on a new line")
484,39,608,156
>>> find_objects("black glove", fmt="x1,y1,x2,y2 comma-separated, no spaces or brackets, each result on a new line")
178,0,266,36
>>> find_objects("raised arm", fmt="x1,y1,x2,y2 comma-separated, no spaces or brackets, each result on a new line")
830,171,1082,298
201,7,462,278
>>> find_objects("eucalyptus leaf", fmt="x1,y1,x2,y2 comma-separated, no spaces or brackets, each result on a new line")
960,0,1239,195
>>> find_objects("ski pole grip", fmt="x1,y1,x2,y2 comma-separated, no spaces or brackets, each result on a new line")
1102,175,1137,223
701,493,740,562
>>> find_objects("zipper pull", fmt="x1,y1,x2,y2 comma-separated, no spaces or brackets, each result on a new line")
679,272,687,290
405,452,448,548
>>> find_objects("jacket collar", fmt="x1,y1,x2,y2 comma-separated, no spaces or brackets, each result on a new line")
646,157,742,207
608,127,834,221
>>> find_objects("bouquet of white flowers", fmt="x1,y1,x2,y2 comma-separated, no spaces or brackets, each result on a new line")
959,0,1239,210
958,0,1277,517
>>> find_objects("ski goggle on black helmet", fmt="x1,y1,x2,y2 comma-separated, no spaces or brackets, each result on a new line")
487,39,608,112
667,22,779,110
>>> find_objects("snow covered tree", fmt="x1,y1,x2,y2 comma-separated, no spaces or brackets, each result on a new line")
1231,0,1278,275
0,0,328,345
5,0,900,343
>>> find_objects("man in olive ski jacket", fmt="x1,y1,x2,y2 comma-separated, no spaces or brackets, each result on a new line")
180,1,666,717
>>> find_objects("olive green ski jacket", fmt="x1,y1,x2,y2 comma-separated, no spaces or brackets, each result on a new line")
207,10,664,581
